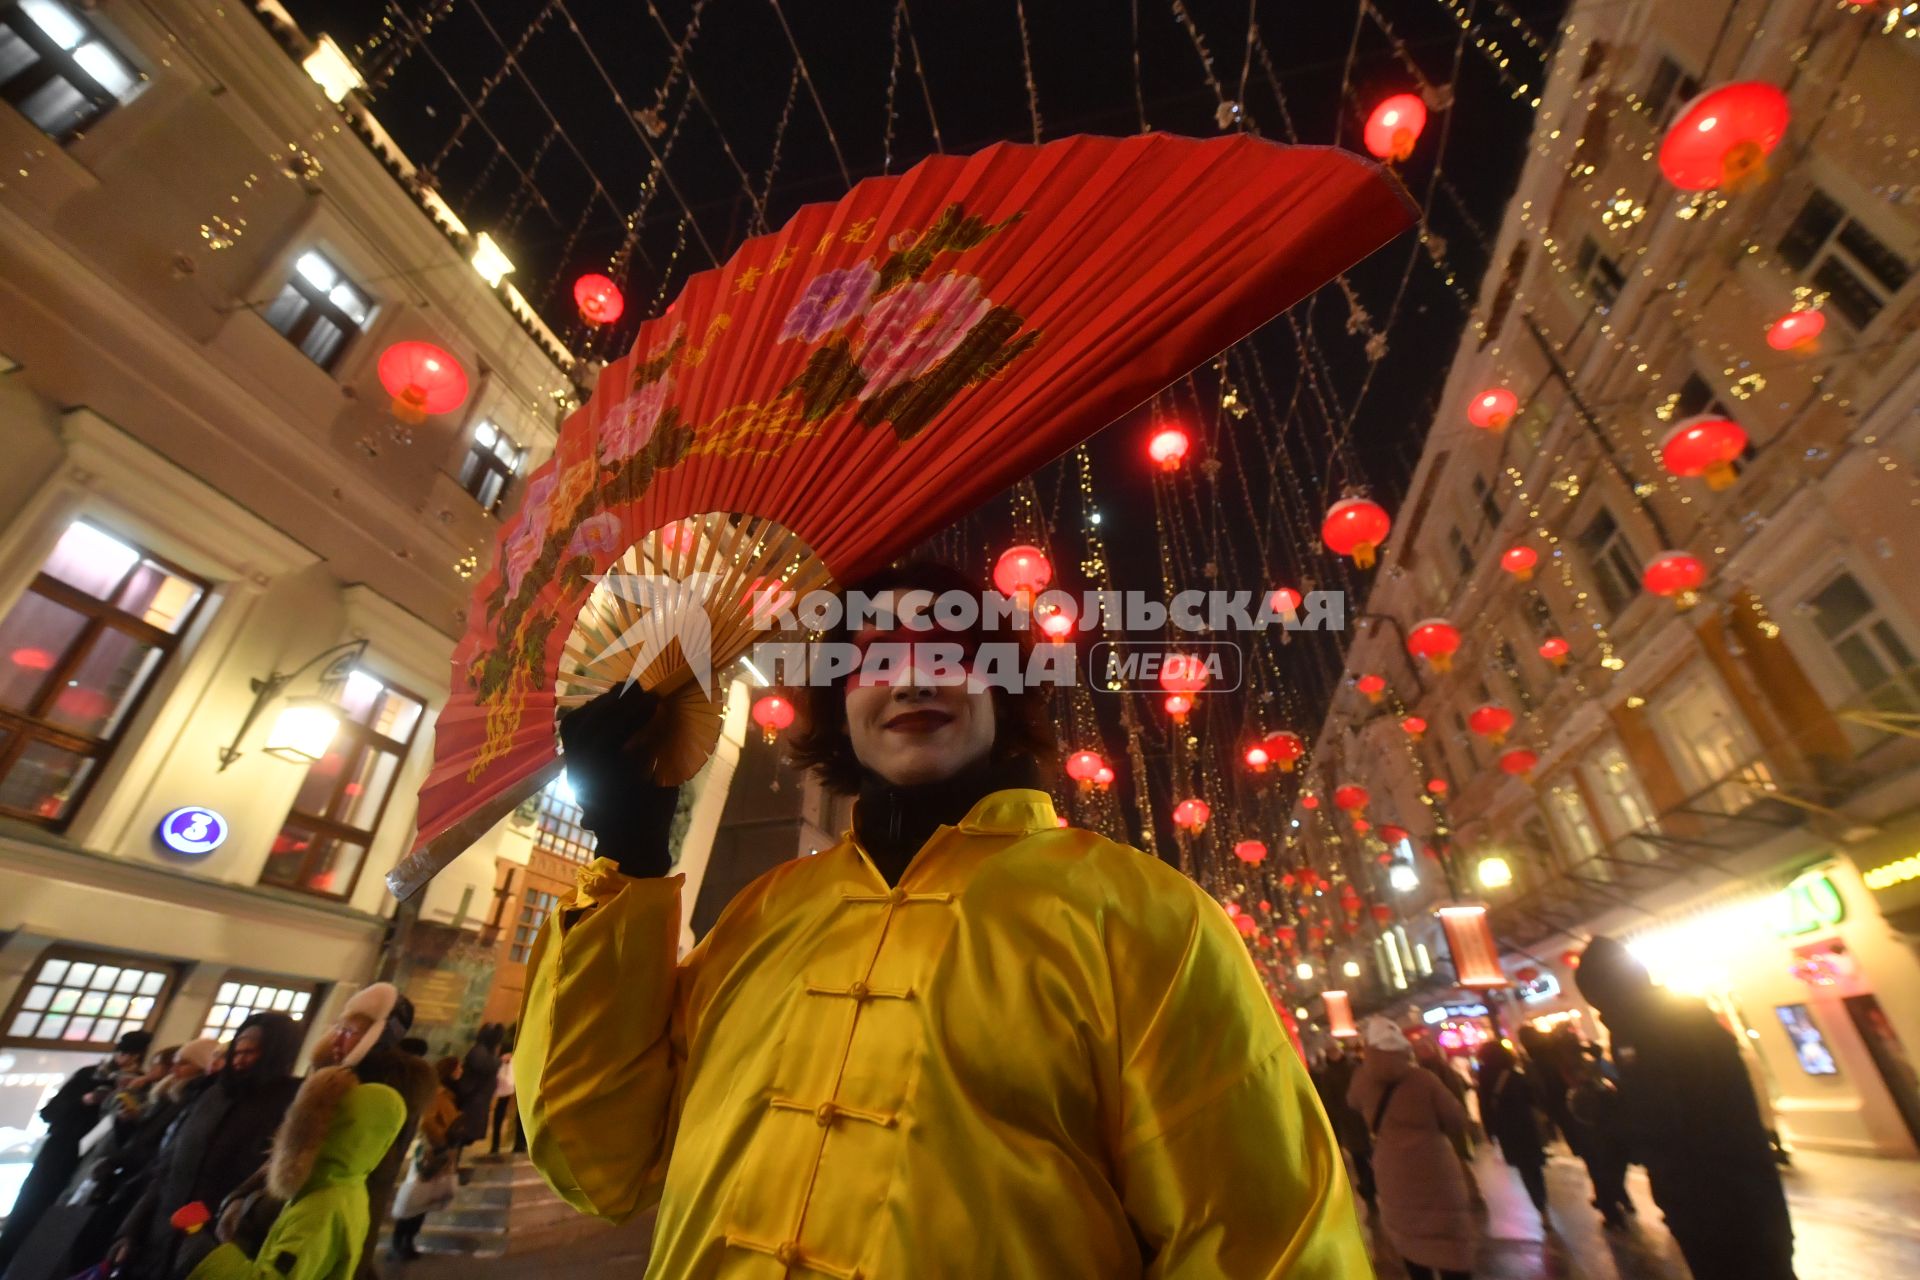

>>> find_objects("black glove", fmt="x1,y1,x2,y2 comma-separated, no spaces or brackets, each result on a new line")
557,686,681,878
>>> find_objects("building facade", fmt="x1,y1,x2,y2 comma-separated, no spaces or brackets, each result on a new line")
0,0,761,1216
1298,0,1920,1158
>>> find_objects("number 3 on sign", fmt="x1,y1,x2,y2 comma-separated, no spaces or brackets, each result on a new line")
158,806,228,856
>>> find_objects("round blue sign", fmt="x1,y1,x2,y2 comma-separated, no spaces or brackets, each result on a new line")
158,806,228,856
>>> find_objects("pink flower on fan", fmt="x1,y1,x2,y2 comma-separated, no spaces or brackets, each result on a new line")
600,377,675,465
565,511,624,563
501,473,555,596
780,263,879,343
856,274,991,398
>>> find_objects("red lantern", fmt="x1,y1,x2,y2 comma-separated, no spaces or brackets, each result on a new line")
1406,618,1460,672
1262,730,1305,772
1501,546,1539,580
1163,693,1193,722
1274,924,1297,949
1065,750,1107,788
1379,824,1408,844
1148,425,1191,471
1173,798,1211,832
1333,784,1370,814
1355,673,1387,704
377,341,468,424
750,694,795,745
1660,416,1748,491
1401,716,1427,739
1363,93,1428,161
1766,309,1825,352
1094,764,1115,788
1659,82,1791,191
573,273,625,325
993,544,1053,601
1323,498,1392,569
1244,743,1272,773
1301,793,1320,810
1158,653,1211,695
1426,778,1449,796
1468,704,1515,744
1499,747,1539,778
1353,817,1372,835
1467,387,1518,430
1269,586,1303,617
1234,839,1268,865
1370,903,1393,924
1038,609,1076,642
1234,913,1259,938
9,647,54,670
1538,636,1570,666
1643,550,1707,602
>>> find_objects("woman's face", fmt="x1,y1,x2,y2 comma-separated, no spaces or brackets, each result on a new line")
321,1013,375,1066
228,1028,262,1074
843,592,996,787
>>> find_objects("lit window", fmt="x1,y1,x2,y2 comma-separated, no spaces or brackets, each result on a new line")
1542,776,1605,874
198,976,315,1042
510,888,559,964
533,774,597,865
1802,571,1919,716
0,520,207,828
1777,189,1912,330
1653,668,1769,809
0,0,140,141
2,948,173,1049
1581,741,1659,841
459,421,524,514
259,667,424,899
262,249,374,372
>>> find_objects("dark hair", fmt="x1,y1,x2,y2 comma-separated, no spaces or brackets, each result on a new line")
399,1037,430,1058
784,560,1058,794
117,1030,153,1057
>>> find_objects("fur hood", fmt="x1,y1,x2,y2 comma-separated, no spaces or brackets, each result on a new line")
267,1067,407,1199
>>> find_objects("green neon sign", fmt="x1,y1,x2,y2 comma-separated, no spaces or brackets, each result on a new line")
1772,870,1845,938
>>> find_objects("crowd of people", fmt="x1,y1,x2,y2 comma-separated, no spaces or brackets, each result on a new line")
0,995,520,1280
1311,936,1798,1280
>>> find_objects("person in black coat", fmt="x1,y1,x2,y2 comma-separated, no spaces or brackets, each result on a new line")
0,1030,150,1271
1309,1045,1376,1210
1577,936,1796,1280
1476,1040,1550,1221
109,1013,303,1280
453,1024,503,1158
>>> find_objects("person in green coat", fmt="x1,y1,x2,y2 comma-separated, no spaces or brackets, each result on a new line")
187,1068,405,1280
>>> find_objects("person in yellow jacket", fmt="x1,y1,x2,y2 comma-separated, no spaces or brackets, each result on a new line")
515,562,1368,1278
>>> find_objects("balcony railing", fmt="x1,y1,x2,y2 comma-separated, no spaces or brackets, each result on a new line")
1486,668,1920,951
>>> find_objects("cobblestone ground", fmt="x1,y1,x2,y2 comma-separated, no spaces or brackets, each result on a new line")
395,1144,1920,1278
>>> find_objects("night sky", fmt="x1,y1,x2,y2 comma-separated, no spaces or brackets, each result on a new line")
281,0,1566,847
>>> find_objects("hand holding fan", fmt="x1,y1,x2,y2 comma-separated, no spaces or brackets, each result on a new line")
390,132,1412,899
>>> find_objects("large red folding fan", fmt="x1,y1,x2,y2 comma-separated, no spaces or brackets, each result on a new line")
390,132,1412,898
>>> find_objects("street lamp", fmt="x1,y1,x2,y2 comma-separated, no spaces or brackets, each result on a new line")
1342,960,1362,978
217,638,369,770
1390,863,1420,893
1476,854,1514,890
1295,961,1314,981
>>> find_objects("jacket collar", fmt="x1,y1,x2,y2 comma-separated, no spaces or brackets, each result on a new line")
954,787,1058,836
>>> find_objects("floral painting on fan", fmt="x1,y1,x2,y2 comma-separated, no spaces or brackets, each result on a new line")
465,200,1040,774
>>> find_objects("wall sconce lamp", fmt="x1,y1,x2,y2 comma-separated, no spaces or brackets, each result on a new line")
216,638,369,771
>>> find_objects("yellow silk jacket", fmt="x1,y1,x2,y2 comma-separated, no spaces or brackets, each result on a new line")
514,788,1367,1278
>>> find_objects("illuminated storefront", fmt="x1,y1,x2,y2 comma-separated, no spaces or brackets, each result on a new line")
1618,860,1920,1158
